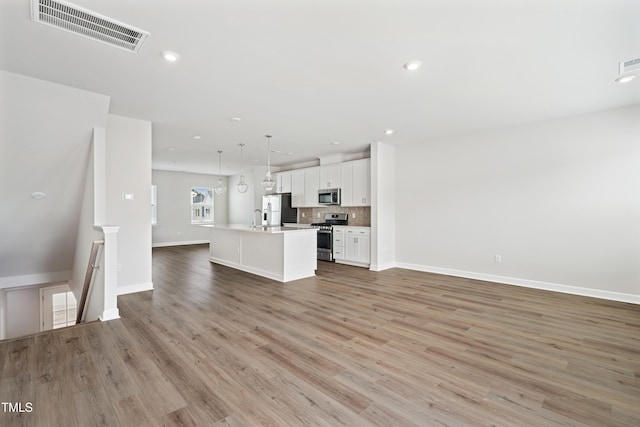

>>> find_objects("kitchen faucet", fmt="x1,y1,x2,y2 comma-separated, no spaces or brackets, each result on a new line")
252,209,262,228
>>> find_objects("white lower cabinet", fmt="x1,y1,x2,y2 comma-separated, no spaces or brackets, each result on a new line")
333,226,370,267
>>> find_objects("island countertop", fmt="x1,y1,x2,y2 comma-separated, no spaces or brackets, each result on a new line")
198,223,314,234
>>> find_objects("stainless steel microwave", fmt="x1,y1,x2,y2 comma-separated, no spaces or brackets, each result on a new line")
318,188,341,205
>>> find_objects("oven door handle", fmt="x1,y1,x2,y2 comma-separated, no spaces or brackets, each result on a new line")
317,229,332,234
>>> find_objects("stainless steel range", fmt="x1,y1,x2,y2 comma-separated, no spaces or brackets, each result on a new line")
310,213,348,261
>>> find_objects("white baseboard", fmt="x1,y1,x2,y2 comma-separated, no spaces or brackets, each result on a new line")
395,262,640,305
99,308,120,321
117,282,154,295
0,270,72,289
152,240,208,248
335,260,371,268
209,256,317,283
369,261,397,272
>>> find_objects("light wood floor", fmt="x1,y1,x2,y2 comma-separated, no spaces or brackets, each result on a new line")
1,244,639,426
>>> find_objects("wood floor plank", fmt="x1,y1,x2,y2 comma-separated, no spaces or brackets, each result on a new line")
1,243,639,426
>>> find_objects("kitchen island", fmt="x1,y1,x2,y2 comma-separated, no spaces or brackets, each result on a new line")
202,224,317,282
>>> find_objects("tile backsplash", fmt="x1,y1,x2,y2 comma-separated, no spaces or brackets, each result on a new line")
297,206,371,227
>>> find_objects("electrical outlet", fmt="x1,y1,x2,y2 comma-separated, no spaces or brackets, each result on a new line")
301,212,305,217
495,255,502,263
351,212,356,218
318,212,322,218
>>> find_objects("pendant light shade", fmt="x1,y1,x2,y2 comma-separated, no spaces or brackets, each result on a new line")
261,134,275,192
236,143,248,193
214,150,227,195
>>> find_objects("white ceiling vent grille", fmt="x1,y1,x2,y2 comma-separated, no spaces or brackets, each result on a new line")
30,0,149,53
620,58,640,74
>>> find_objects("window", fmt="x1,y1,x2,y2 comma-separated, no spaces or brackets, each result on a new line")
191,187,214,223
151,185,157,225
40,285,77,331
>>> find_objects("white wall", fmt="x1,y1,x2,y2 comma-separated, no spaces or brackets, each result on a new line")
70,130,103,301
105,115,152,294
395,104,640,302
5,286,40,339
152,170,228,246
0,71,110,285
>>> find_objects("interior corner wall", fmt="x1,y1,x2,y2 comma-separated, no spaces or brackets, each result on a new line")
105,115,152,293
252,166,269,213
371,142,396,271
228,171,256,225
395,104,640,302
152,170,228,246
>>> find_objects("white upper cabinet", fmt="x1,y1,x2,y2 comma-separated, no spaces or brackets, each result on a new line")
304,167,320,207
319,164,341,189
352,158,371,206
275,171,292,193
289,159,370,207
341,158,370,206
340,162,354,205
291,170,305,207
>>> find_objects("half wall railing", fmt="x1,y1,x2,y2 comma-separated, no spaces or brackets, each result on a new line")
76,239,104,324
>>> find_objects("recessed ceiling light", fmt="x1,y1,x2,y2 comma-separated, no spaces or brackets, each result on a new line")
161,50,180,62
403,60,422,71
229,117,242,122
31,192,46,200
615,74,636,84
287,152,294,155
165,147,176,152
331,141,341,145
384,129,394,135
192,135,202,140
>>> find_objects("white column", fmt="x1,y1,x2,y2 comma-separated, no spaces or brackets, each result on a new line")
0,289,6,340
370,142,397,271
100,226,120,321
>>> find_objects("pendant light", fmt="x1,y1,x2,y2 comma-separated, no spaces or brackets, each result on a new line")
261,134,275,192
214,150,227,195
236,143,248,193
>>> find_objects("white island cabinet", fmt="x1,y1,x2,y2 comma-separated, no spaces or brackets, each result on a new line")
204,225,317,282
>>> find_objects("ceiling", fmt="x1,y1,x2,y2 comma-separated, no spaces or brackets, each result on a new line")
1,0,639,175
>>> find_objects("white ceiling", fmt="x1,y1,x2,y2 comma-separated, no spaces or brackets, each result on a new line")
1,0,639,175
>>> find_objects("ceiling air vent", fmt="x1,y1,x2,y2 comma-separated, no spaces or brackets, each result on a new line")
30,0,149,53
620,57,640,74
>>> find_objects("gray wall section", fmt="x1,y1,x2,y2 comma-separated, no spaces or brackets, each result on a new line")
152,170,228,246
395,104,640,296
